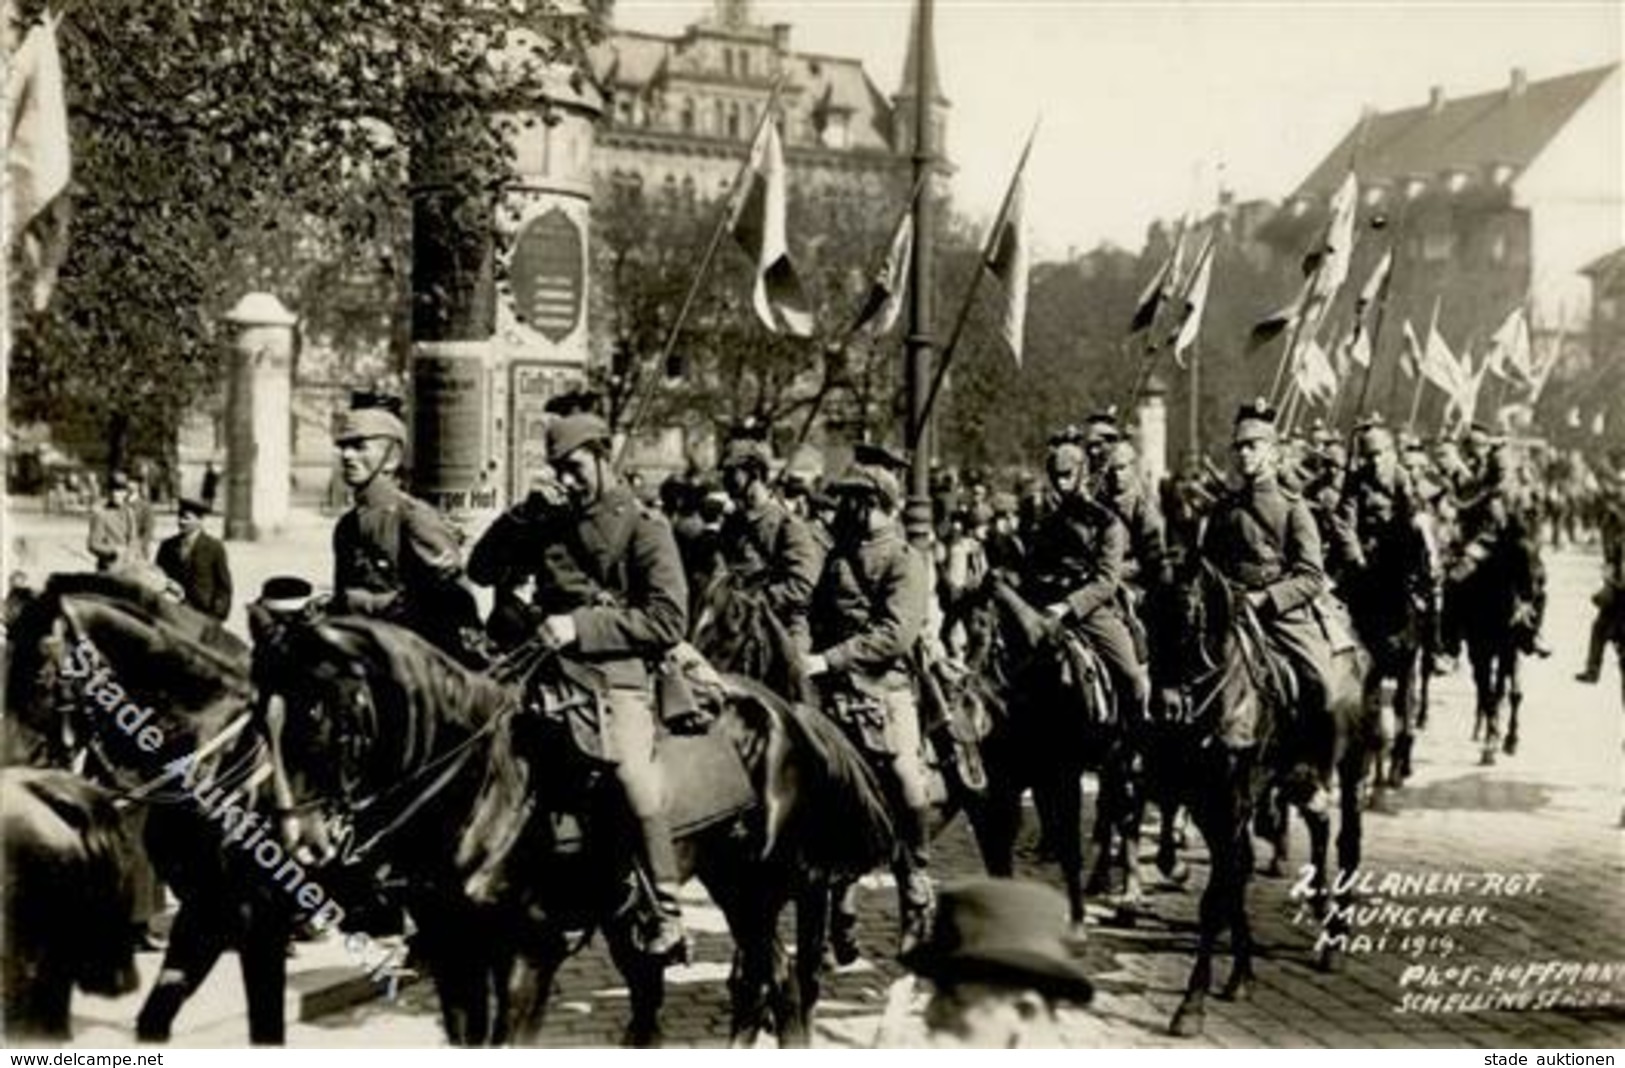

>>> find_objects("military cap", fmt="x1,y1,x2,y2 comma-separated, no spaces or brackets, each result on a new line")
1046,440,1088,476
334,406,408,446
1310,418,1338,447
829,462,900,510
1083,409,1122,444
546,412,612,463
177,496,211,518
108,470,131,490
900,878,1095,1005
1232,398,1279,445
259,575,315,614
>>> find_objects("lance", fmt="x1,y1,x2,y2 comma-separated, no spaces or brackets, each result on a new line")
614,75,788,468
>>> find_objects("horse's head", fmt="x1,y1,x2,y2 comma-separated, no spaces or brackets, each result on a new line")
4,575,252,781
690,569,810,703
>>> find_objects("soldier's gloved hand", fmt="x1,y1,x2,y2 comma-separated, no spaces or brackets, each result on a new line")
540,614,578,649
803,653,831,677
1044,602,1070,621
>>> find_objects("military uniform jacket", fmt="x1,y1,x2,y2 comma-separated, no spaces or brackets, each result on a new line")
719,495,824,628
528,484,689,690
1104,481,1169,591
332,478,468,639
812,523,927,692
1338,470,1434,635
1025,497,1128,621
1200,477,1326,620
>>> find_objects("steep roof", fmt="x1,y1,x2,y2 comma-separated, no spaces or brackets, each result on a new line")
1582,246,1625,281
1296,64,1617,198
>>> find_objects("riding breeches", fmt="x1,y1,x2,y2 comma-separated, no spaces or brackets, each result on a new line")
1071,610,1151,732
603,686,663,819
1263,613,1336,776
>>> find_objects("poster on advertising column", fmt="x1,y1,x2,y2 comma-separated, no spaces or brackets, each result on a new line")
411,346,496,514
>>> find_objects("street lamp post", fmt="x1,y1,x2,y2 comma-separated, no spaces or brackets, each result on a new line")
902,0,938,548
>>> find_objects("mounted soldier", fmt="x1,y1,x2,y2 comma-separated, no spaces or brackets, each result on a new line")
1025,431,1149,737
1096,440,1168,690
1337,418,1435,784
493,412,691,962
716,433,824,657
807,444,934,954
330,396,483,663
1199,400,1336,809
1577,462,1625,696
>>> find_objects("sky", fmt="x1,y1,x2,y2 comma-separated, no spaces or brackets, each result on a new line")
612,0,1621,257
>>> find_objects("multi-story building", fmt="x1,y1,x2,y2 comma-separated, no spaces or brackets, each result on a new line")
588,0,945,200
1276,64,1620,386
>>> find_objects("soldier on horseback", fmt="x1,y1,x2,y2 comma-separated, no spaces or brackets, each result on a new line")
807,445,934,953
1026,431,1150,736
330,396,482,662
1199,400,1336,811
717,434,824,658
1337,418,1436,785
516,412,692,963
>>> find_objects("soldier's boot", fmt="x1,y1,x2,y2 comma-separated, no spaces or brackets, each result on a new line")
635,814,688,965
894,805,935,957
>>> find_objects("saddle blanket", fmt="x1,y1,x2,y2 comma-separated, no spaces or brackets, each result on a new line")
550,728,755,849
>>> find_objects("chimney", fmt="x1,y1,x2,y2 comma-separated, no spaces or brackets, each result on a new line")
1428,85,1446,114
1509,67,1528,98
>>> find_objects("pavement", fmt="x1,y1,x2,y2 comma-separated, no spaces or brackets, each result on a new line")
12,501,1624,1048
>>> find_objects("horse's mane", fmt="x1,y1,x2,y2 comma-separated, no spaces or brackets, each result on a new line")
305,617,514,772
719,673,893,875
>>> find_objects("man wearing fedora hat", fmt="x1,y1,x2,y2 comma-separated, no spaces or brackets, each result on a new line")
330,397,480,660
899,877,1094,1047
156,497,233,621
809,443,935,956
87,470,142,572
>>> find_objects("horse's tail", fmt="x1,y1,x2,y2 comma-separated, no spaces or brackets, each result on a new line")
724,674,893,878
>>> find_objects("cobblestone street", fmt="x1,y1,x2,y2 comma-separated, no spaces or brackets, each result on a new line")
18,506,1622,1048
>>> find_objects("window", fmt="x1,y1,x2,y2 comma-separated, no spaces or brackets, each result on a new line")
723,49,734,76
715,99,725,135
728,102,741,139
739,51,750,77
1600,296,1618,323
680,97,695,132
1489,233,1507,262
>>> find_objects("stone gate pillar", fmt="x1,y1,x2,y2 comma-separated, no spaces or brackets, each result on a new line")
222,292,297,540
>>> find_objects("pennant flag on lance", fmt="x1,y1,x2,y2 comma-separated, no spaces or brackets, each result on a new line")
6,11,73,312
984,158,1030,365
1566,405,1582,429
728,118,814,338
1168,229,1215,368
1297,336,1339,403
851,206,913,337
1400,320,1422,380
1486,306,1534,386
1305,172,1359,304
1593,411,1608,437
1345,249,1392,368
1130,210,1191,334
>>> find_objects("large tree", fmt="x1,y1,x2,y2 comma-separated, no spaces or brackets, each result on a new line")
7,0,607,470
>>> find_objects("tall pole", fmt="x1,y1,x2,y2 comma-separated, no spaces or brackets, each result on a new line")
903,0,938,548
1188,343,1201,461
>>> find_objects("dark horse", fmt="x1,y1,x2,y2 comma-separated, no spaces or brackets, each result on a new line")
265,613,894,1048
1449,546,1527,766
3,574,295,1044
1,767,142,1042
1162,562,1377,1038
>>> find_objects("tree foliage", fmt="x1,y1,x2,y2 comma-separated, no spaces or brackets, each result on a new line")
7,0,606,468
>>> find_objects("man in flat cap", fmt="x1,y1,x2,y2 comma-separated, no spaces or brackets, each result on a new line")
898,877,1094,1048
504,411,691,962
331,397,480,660
87,470,142,572
1200,400,1335,807
809,444,934,957
156,497,233,621
718,433,824,659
